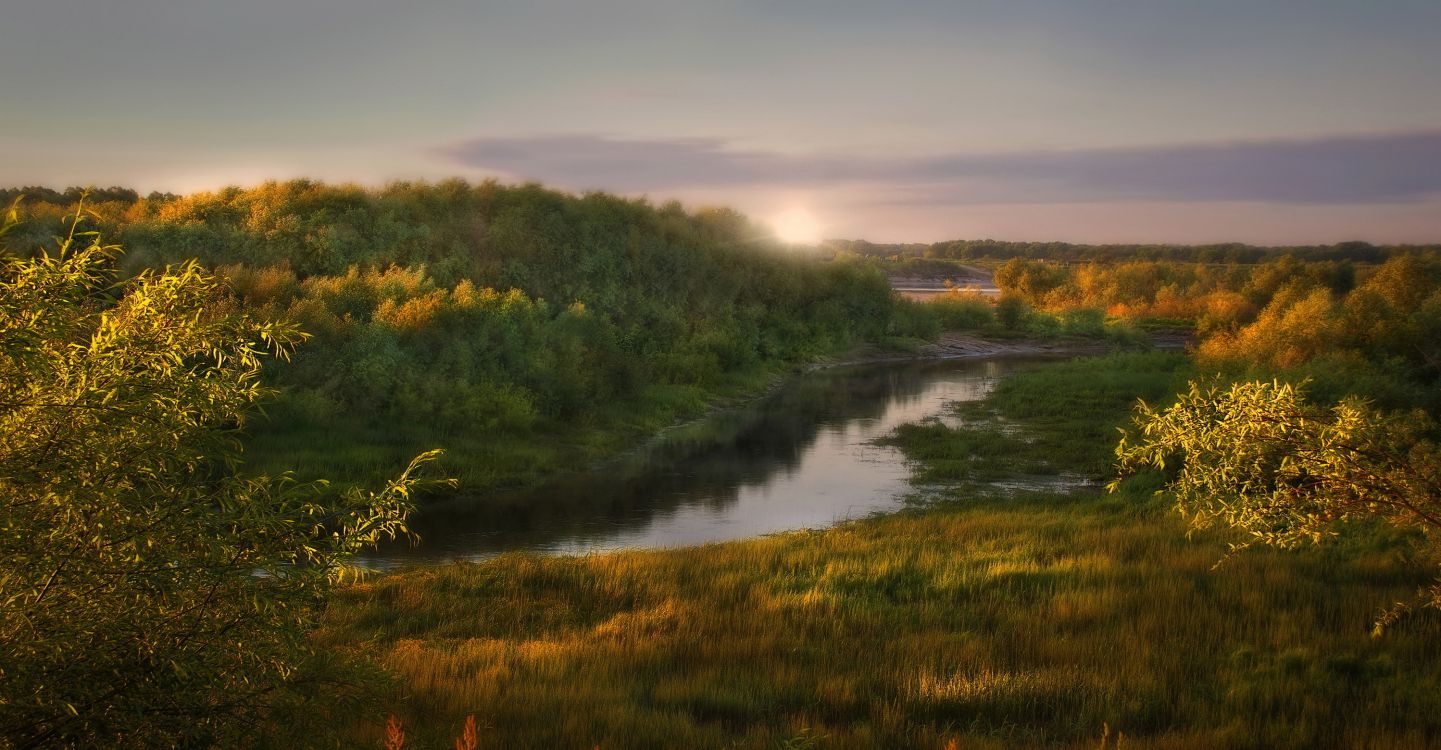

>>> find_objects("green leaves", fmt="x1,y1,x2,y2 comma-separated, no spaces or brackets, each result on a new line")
0,207,442,746
1113,378,1441,622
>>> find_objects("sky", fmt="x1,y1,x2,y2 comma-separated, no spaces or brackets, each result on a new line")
3,0,1440,244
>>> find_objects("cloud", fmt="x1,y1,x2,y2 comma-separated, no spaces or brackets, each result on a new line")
440,135,868,192
440,130,1441,204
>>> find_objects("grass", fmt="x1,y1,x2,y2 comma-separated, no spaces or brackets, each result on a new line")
316,353,1441,749
883,352,1191,482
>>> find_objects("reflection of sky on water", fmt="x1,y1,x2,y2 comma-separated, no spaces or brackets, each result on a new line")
361,357,1012,568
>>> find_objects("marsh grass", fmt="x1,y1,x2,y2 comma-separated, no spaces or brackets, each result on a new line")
883,352,1191,484
317,353,1441,749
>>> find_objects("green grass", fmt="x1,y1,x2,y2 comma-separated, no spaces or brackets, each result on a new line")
884,352,1191,482
317,353,1441,749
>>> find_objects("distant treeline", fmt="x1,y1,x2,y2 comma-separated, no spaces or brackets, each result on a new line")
0,185,178,206
3,181,915,492
830,237,1439,265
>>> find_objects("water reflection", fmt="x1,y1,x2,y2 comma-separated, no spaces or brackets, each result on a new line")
363,357,1020,567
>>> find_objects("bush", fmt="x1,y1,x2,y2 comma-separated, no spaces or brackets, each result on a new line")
995,294,1030,330
926,291,994,330
0,207,442,745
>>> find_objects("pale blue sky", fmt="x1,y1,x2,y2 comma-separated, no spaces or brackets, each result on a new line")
3,0,1440,243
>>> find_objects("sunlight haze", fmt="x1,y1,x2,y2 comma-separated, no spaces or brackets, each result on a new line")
4,0,1440,242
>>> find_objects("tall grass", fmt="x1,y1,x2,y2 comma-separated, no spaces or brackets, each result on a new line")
316,353,1441,749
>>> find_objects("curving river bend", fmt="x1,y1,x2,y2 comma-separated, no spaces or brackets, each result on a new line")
362,356,1037,568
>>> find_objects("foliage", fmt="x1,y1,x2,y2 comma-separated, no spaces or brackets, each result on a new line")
918,288,1140,344
926,290,995,330
11,181,906,491
898,253,1370,341
0,207,441,747
1113,379,1441,623
0,185,145,207
1200,253,1441,382
320,354,1441,749
877,296,941,341
993,259,1070,303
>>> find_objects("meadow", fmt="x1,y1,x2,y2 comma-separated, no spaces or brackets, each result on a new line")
319,353,1441,749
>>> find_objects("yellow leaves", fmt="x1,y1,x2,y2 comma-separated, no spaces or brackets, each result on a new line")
1115,376,1441,587
450,278,480,308
1198,287,1343,369
217,263,300,307
375,290,448,332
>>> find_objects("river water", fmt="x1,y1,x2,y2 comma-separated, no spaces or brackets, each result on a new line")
362,356,1032,568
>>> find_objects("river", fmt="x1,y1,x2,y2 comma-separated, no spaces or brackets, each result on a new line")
362,356,1038,568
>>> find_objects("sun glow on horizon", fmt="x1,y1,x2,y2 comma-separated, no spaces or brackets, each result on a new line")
769,207,823,245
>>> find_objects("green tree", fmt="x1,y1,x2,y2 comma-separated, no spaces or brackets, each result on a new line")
1112,379,1441,630
0,205,442,747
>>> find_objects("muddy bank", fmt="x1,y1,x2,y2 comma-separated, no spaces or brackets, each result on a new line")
813,330,1187,369
916,331,1129,359
887,265,999,300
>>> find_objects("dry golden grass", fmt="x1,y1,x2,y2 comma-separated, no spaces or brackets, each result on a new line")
316,354,1441,748
319,496,1439,749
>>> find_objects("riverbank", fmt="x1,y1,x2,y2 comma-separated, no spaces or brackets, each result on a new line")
820,331,1131,369
373,329,1173,551
318,352,1440,749
813,326,1185,371
363,355,1023,566
251,360,792,502
393,329,1158,511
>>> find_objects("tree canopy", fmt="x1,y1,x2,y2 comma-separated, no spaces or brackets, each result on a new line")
0,206,440,746
4,180,918,491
